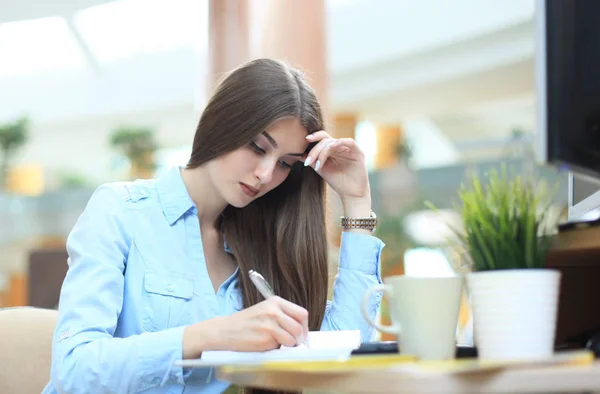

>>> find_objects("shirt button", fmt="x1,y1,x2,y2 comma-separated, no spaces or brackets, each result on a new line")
166,285,175,292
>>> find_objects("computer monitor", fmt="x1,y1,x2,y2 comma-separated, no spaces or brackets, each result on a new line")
536,0,600,220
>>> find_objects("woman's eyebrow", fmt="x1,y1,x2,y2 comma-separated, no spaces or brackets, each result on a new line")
262,132,278,148
261,132,309,156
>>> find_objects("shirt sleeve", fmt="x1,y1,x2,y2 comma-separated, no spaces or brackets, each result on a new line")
48,184,188,394
320,231,385,342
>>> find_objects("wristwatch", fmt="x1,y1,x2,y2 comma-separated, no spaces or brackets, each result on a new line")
340,211,377,232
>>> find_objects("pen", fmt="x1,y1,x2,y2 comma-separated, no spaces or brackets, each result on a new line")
248,269,309,347
248,269,275,299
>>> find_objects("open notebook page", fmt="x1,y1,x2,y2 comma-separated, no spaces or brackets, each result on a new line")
175,330,361,368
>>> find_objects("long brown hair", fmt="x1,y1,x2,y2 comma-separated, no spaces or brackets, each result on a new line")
187,58,329,366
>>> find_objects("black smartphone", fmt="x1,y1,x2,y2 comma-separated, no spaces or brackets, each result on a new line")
352,342,479,358
351,341,398,355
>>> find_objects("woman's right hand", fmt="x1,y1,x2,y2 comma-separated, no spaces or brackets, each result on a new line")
183,296,309,359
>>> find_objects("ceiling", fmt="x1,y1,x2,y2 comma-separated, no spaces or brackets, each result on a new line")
0,0,117,22
0,0,539,168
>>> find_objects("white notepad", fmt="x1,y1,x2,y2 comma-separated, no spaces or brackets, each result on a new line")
175,330,361,368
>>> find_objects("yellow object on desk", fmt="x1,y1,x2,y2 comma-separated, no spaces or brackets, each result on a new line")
377,349,595,376
220,349,595,376
221,353,417,374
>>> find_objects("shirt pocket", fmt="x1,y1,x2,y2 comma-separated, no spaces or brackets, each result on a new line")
142,271,193,332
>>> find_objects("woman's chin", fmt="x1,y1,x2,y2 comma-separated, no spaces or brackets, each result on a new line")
226,195,253,208
229,201,250,208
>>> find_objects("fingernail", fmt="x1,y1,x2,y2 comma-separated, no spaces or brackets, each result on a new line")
315,160,321,172
297,335,309,347
304,157,312,167
327,141,335,149
306,134,314,140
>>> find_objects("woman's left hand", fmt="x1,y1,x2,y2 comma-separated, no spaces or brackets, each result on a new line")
304,130,371,211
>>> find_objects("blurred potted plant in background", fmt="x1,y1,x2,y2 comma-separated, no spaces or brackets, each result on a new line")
375,210,418,277
109,126,158,179
395,139,414,167
433,164,560,360
56,170,90,190
373,210,418,340
0,116,29,190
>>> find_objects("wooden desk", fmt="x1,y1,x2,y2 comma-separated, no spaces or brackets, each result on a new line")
216,360,600,393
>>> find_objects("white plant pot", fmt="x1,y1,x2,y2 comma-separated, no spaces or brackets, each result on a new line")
466,269,561,361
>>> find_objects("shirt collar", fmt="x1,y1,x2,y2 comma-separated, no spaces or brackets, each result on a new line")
157,166,235,255
157,166,196,225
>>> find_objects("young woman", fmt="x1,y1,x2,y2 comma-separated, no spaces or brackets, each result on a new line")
43,58,384,394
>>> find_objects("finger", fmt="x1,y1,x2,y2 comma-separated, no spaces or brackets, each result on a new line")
271,297,309,332
305,130,331,143
304,137,334,170
257,329,281,351
267,319,298,348
259,300,302,347
310,138,357,167
273,308,306,346
312,139,339,172
331,138,359,152
328,138,362,161
314,138,356,172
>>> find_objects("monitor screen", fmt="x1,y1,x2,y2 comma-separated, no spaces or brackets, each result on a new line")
536,0,600,220
536,0,600,179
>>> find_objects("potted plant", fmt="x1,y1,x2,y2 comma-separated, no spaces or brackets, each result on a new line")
0,116,29,190
435,165,561,360
109,126,158,179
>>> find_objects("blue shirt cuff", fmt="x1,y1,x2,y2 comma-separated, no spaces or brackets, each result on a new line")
338,232,384,280
138,325,187,391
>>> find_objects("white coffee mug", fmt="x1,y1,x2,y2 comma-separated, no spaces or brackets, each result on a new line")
361,275,464,360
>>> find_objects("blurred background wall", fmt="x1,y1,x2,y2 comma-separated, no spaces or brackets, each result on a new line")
0,0,566,328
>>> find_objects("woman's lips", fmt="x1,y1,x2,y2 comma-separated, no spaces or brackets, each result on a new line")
240,183,259,197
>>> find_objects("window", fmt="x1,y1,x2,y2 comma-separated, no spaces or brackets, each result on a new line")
0,17,85,76
74,0,208,63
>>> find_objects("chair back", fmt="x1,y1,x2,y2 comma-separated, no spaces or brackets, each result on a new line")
0,307,58,394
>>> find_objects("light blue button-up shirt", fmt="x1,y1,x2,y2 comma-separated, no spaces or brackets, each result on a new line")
42,166,384,394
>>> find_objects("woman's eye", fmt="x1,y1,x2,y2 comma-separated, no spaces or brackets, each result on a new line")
278,160,292,170
249,141,291,169
250,142,266,154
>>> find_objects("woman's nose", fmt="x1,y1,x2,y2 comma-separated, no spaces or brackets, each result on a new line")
254,160,275,184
